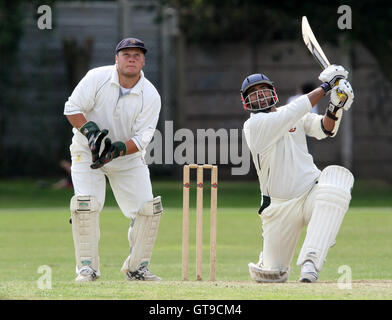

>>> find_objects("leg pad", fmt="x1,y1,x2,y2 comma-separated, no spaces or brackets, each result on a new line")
297,166,354,270
121,196,163,273
71,195,100,274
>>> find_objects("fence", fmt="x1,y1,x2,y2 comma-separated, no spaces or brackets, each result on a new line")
0,1,391,180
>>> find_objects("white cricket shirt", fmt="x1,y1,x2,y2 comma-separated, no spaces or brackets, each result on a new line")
64,65,161,164
244,95,328,199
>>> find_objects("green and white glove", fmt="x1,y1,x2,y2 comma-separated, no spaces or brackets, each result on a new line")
80,121,109,163
90,139,127,169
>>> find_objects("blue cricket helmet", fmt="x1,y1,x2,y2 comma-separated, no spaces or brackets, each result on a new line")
240,73,278,112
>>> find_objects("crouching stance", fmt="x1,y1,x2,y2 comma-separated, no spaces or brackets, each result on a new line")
242,65,354,282
71,196,163,282
65,37,163,282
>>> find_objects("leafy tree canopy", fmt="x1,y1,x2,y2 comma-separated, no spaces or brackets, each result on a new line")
159,0,392,83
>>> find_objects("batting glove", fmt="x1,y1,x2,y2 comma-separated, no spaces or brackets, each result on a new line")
328,79,354,113
80,121,109,163
319,64,348,93
90,139,127,169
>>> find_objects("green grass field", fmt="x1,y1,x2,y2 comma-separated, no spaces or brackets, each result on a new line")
0,179,391,300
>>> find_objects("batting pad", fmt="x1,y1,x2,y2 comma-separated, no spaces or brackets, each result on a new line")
70,195,100,274
297,165,354,271
121,196,163,273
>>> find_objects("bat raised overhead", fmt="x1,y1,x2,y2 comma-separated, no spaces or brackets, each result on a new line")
301,16,331,69
301,16,347,100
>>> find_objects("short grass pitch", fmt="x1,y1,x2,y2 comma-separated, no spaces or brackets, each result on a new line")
0,206,391,300
0,179,391,300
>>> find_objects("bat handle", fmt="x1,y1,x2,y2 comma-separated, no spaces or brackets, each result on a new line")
334,79,348,102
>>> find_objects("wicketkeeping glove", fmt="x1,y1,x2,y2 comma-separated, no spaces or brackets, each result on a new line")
90,139,127,169
319,64,348,93
80,121,109,163
328,79,354,113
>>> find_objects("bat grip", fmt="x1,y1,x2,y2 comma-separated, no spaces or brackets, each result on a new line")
334,79,348,102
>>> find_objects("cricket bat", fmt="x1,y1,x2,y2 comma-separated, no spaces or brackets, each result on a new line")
301,16,347,100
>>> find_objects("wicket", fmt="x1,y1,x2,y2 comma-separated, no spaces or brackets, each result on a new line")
182,164,218,281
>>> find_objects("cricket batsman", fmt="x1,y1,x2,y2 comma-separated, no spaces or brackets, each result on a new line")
64,38,163,282
242,65,354,282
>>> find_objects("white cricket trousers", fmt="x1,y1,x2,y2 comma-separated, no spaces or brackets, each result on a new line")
71,151,153,219
259,182,318,272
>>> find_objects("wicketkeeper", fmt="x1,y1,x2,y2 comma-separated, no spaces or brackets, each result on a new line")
241,65,354,282
64,37,163,282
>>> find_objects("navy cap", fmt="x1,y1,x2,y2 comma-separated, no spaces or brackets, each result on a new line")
115,37,147,54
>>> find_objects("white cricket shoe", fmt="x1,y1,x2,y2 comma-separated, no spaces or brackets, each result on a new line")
248,262,289,283
248,252,266,282
248,262,265,282
75,266,99,282
125,265,161,281
299,260,318,283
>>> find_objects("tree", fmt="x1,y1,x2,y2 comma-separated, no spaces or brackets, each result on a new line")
159,0,392,84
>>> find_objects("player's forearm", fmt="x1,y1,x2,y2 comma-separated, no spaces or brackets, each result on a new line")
321,113,336,132
307,87,325,107
307,87,336,133
125,139,139,155
66,113,88,130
